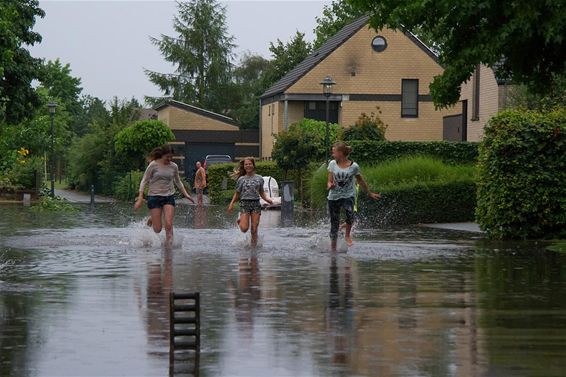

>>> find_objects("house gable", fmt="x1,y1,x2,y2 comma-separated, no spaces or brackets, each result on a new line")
287,26,444,96
154,100,239,131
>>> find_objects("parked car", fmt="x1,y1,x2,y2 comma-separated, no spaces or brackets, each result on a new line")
204,155,232,170
260,176,281,209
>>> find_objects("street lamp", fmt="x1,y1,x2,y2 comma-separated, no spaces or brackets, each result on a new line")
47,102,57,197
320,75,336,162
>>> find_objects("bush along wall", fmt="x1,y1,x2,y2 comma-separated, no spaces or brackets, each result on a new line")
357,181,477,226
349,141,479,165
476,109,566,239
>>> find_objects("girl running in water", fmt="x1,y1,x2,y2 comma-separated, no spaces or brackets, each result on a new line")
135,144,194,246
327,142,380,251
228,157,273,248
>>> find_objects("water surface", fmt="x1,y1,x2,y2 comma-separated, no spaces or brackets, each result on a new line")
1,203,565,377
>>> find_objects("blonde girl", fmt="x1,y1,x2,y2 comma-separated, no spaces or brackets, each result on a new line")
327,142,380,251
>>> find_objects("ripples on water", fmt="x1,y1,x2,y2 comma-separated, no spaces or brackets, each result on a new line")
1,204,566,377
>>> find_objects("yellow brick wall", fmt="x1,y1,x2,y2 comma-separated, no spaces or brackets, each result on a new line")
163,106,239,131
341,101,458,141
460,65,499,141
157,107,171,126
287,27,444,96
261,102,282,158
287,101,304,126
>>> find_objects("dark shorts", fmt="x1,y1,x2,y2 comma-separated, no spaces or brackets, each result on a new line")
328,197,355,240
239,199,262,214
147,195,176,209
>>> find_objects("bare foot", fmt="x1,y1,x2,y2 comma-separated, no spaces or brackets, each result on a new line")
146,217,152,227
345,236,353,247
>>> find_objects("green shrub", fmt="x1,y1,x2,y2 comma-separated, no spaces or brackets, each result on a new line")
31,195,79,212
344,108,387,141
114,119,175,170
273,119,342,169
309,156,477,225
113,170,144,201
348,140,479,165
476,109,566,239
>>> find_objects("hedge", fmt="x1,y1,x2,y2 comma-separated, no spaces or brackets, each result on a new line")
357,181,477,225
476,109,566,239
348,140,479,165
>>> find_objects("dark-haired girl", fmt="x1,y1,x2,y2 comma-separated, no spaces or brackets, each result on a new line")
227,157,273,248
327,142,380,251
135,144,194,245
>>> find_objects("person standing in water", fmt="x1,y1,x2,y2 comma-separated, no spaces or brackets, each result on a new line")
135,144,194,246
194,161,206,206
227,157,273,248
327,142,380,251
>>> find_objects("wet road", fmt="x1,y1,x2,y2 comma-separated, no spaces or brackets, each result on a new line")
1,203,566,377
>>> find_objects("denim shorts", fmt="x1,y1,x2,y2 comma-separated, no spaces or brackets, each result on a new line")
147,195,176,209
239,199,262,214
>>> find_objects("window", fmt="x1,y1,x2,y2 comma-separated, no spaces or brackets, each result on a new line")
401,79,418,117
371,36,387,52
304,101,339,123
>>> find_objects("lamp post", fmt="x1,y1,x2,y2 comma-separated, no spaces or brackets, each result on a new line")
47,102,57,197
320,76,336,162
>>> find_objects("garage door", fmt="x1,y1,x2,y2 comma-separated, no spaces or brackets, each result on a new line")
184,142,235,182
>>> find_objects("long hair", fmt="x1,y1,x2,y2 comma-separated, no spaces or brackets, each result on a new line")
148,144,174,161
333,142,353,156
230,157,256,180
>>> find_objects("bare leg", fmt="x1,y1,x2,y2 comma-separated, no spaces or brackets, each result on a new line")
197,190,203,206
345,224,353,247
239,213,250,233
149,208,163,234
250,212,261,248
331,238,337,252
163,204,175,246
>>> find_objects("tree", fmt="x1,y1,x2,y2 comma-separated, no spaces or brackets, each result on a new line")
114,119,175,170
145,0,235,113
0,0,45,124
348,0,566,107
262,32,312,88
229,54,272,129
313,0,365,49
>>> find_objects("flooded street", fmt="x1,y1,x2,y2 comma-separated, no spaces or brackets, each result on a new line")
1,203,566,377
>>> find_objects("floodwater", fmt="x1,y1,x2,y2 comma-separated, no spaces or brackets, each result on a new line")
1,203,566,377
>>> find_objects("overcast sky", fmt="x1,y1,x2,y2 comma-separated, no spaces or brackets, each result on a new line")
30,1,329,104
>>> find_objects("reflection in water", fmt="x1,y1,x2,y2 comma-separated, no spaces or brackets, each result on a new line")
325,256,354,366
2,204,566,376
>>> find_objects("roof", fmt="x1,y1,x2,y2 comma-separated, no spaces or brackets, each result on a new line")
153,99,238,126
260,15,441,99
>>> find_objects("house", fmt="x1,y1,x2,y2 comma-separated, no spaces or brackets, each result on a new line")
259,15,499,158
154,100,259,181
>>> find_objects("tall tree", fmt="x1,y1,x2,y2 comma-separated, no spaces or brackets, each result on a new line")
262,31,312,88
348,0,566,107
313,0,365,49
145,0,235,113
229,54,272,129
0,0,45,124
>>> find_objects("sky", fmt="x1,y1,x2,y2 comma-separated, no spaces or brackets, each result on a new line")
30,0,330,104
